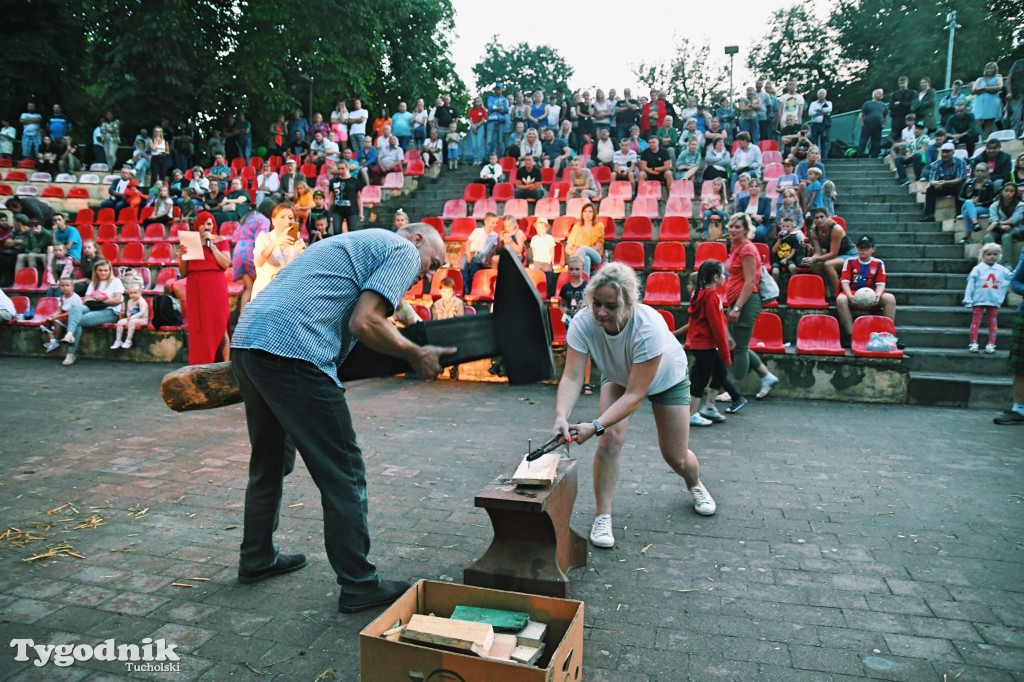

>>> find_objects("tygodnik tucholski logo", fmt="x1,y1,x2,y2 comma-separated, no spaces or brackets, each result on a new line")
10,637,181,672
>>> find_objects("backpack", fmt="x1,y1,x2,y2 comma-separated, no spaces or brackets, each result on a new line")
758,265,780,304
151,294,182,328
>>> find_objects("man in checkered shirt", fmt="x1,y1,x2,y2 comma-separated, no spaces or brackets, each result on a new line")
231,224,453,613
919,142,967,222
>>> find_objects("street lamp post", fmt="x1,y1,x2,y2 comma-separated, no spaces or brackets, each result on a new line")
944,12,961,89
725,46,739,111
298,73,314,121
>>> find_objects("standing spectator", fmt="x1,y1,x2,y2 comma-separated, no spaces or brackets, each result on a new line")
309,113,330,141
736,87,761,145
235,112,252,163
268,113,286,157
60,258,124,366
20,102,42,160
287,109,309,142
963,243,1014,354
91,120,104,165
0,118,16,160
327,163,363,234
176,212,232,364
391,102,413,151
919,143,967,222
777,79,805,126
1007,59,1024,137
685,260,732,426
547,93,562,129
857,89,888,159
938,80,967,127
994,247,1024,424
252,203,306,300
432,96,454,159
592,89,613,134
528,90,549,130
911,77,938,131
100,111,120,168
208,153,231,192
946,104,979,157
347,99,368,152
149,126,170,185
761,80,779,142
888,76,914,142
615,88,640,141
410,99,428,150
972,62,1004,141
807,90,832,155
485,83,508,157
983,183,1024,266
232,201,273,314
467,97,487,164
576,91,595,149
48,104,70,140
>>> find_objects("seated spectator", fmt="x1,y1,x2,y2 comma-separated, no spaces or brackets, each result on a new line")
922,129,949,178
894,121,931,186
12,216,51,277
40,277,79,351
514,154,544,200
975,139,1013,191
43,241,75,293
730,132,761,186
461,212,499,295
519,128,542,162
736,179,772,242
480,152,503,192
958,163,998,244
557,120,577,153
291,181,315,225
770,215,807,280
919,142,967,222
356,135,380,184
286,129,310,162
565,203,604,276
613,137,639,191
60,258,124,366
110,283,149,350
375,124,393,154
734,172,752,204
254,162,280,205
216,177,251,224
893,113,918,152
627,125,647,154
803,207,856,295
208,153,231,192
307,130,327,169
701,178,730,238
58,135,82,173
946,103,978,157
656,115,680,158
506,121,527,158
203,180,225,217
776,188,805,234
143,183,175,229
496,214,527,265
566,157,599,201
126,138,149,185
679,117,701,150
704,117,727,150
703,137,731,183
431,277,465,380
50,214,81,262
1013,153,1024,183
36,135,59,176
795,146,826,204
775,158,799,196
835,235,897,341
167,168,186,199
639,137,673,190
372,135,404,184
674,137,702,182
178,188,197,222
444,123,462,169
591,127,615,169
542,126,573,174
100,165,140,212
189,164,211,199
778,115,801,155
938,80,967,127
983,183,1024,266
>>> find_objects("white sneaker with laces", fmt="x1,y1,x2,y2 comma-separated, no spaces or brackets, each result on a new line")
122,339,133,349
689,483,716,516
110,339,123,350
589,514,615,548
756,374,779,399
690,413,713,427
968,342,979,352
44,339,60,353
699,405,726,423
984,343,996,353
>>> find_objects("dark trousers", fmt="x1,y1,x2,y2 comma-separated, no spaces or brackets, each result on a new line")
810,123,830,157
857,126,882,158
894,154,923,182
232,348,380,592
924,183,962,216
689,349,729,397
331,209,361,233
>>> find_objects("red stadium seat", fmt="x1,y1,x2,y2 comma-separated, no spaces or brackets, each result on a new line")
360,185,382,205
96,223,118,242
492,183,515,202
659,216,690,241
167,223,183,243
471,198,497,219
219,221,240,241
0,159,10,167
796,315,845,356
762,150,783,165
549,307,566,345
656,308,676,331
502,199,529,220
519,216,538,240
152,267,178,294
231,158,246,171
525,267,548,298
692,241,728,271
642,272,682,305
664,197,692,217
590,165,611,185
100,242,120,263
786,274,829,309
754,242,770,265
6,170,28,181
442,199,467,219
540,167,556,185
16,296,60,325
72,209,94,226
763,163,785,180
8,295,29,316
403,280,423,300
759,140,779,152
446,217,476,242
119,242,146,265
669,179,695,198
565,197,587,218
405,150,421,163
465,268,498,302
146,242,174,264
831,216,846,229
612,241,645,270
608,181,632,201
118,223,142,242
143,224,166,242
463,183,487,203
429,268,464,299
67,187,90,200
405,160,425,175
300,163,316,178
636,181,662,199
750,312,786,353
549,182,570,201
41,186,64,198
534,197,561,219
551,216,575,241
76,224,94,241
598,197,625,219
422,217,444,233
11,268,40,291
240,166,257,181
383,172,404,190
630,197,658,219
499,157,517,175
96,207,116,224
0,184,11,196
116,207,137,224
411,304,431,321
622,216,653,240
851,315,903,358
599,216,616,241
651,242,687,271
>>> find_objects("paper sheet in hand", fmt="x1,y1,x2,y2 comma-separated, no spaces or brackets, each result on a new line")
177,230,205,260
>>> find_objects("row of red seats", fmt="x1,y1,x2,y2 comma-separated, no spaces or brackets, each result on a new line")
72,206,184,227
441,196,694,222
6,294,186,331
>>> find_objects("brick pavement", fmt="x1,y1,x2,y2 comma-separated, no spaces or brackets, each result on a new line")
0,357,1021,681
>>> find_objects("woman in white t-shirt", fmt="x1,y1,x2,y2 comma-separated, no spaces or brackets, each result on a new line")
552,263,717,549
61,259,125,365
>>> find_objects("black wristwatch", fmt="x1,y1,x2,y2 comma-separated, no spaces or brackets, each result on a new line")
592,419,605,437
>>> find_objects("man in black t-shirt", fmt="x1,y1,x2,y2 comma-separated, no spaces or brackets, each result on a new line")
615,88,640,141
514,155,544,200
639,137,673,189
326,163,364,233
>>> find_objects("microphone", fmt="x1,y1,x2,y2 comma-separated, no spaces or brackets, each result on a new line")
205,238,212,249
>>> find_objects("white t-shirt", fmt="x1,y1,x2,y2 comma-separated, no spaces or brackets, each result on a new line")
531,233,555,265
60,293,83,312
566,303,687,395
779,94,804,120
86,277,126,312
547,105,561,128
348,109,368,135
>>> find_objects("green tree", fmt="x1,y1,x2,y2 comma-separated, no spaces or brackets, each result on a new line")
472,37,573,100
748,1,841,97
632,37,728,110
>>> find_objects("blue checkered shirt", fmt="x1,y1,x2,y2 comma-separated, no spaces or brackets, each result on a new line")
928,156,967,182
232,230,421,386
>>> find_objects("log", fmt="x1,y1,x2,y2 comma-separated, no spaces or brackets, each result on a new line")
399,614,494,656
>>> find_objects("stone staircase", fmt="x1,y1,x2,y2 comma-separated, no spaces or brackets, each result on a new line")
829,158,1014,409
365,164,479,230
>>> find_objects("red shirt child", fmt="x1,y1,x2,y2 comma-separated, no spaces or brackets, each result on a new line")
685,287,732,366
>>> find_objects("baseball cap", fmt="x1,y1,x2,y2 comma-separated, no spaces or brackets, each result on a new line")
857,235,874,247
940,142,955,151
914,120,925,128
495,82,504,89
312,190,324,198
286,158,297,164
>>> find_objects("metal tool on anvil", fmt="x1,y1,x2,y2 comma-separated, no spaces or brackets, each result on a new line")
526,433,578,462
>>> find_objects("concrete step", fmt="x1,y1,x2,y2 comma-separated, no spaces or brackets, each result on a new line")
883,258,972,273
867,231,962,245
871,244,964,258
909,371,1012,409
895,325,1012,350
896,305,1018,328
903,346,1009,375
886,272,973,289
888,288,964,306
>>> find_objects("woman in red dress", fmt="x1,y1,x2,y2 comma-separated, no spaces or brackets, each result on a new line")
176,211,231,364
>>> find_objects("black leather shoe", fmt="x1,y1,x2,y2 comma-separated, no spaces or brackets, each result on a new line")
917,214,935,222
339,579,410,613
238,553,307,584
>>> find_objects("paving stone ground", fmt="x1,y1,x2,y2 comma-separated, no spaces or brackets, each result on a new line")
0,357,1021,681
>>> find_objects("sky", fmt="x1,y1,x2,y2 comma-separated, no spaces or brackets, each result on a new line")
448,0,830,97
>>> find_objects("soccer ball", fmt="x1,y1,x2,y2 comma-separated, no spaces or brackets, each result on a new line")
852,287,878,307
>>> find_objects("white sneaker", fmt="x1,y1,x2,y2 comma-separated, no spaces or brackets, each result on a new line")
122,339,132,349
589,514,615,548
690,483,716,516
756,374,779,399
110,339,123,350
690,413,713,427
984,343,996,354
44,339,60,353
62,353,76,366
699,405,726,423
968,342,979,353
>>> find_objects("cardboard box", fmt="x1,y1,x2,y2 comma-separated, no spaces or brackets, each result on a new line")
360,580,584,682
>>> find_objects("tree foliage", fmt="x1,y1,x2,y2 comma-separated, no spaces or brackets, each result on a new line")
632,37,728,108
747,2,841,95
471,37,574,100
